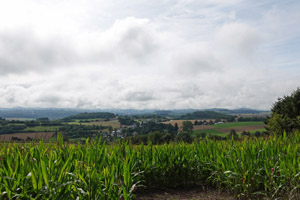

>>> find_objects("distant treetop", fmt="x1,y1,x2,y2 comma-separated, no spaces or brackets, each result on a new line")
266,88,300,135
178,111,235,121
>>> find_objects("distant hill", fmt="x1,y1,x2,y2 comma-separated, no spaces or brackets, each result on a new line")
230,108,266,114
63,112,116,120
0,107,269,120
204,108,268,115
178,111,234,120
0,108,81,119
153,110,175,116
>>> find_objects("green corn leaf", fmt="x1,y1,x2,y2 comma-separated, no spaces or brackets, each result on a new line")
41,160,49,188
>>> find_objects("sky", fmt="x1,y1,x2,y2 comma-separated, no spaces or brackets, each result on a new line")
0,0,299,110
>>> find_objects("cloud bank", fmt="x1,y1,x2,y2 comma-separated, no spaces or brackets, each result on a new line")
0,0,299,110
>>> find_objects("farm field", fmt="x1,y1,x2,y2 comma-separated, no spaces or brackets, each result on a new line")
193,121,265,136
0,134,299,199
193,129,224,136
67,118,121,129
24,126,60,132
0,132,55,141
213,121,264,128
81,120,121,128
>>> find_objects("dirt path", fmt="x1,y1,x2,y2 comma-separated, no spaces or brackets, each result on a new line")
136,188,236,200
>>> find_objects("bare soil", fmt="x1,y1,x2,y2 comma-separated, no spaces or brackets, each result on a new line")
136,187,236,200
0,132,55,141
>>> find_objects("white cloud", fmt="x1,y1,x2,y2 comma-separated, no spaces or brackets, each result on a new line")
214,23,262,59
0,0,299,110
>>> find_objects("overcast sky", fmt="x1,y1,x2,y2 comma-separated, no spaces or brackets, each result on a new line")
0,0,299,110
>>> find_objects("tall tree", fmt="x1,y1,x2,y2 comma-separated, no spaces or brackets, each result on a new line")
266,88,300,135
182,121,193,133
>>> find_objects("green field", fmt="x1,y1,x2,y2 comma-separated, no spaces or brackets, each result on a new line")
193,129,224,136
0,134,300,199
193,121,265,137
213,121,264,128
24,126,60,132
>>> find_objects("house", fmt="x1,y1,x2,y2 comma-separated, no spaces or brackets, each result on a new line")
215,122,224,125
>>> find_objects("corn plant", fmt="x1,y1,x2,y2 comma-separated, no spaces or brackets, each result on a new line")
1,132,300,199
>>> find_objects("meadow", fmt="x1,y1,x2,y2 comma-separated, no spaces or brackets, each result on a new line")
193,121,265,137
0,133,299,199
24,126,60,132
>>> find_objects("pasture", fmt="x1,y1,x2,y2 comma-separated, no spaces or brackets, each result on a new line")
193,121,265,136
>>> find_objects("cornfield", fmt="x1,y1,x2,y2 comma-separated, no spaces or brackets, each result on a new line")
1,133,300,199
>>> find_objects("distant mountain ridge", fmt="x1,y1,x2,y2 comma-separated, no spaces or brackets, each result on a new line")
0,107,270,119
178,111,234,120
204,108,268,114
63,112,116,120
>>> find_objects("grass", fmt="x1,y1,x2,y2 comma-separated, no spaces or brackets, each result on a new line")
213,121,264,128
193,129,225,136
24,126,60,132
193,122,265,136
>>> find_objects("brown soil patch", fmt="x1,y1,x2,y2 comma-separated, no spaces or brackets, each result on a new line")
218,125,265,133
194,124,265,133
0,132,55,141
136,188,236,200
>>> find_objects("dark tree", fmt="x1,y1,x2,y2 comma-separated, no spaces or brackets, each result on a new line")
182,121,193,133
228,129,238,140
266,88,300,135
176,132,193,143
174,123,179,131
241,131,250,137
148,131,163,145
